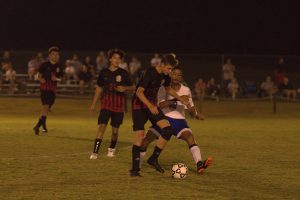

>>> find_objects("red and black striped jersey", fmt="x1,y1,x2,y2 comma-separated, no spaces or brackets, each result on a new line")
132,67,171,110
98,67,132,112
39,61,63,92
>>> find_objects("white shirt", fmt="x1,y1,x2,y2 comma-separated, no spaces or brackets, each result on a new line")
157,84,194,119
222,63,235,80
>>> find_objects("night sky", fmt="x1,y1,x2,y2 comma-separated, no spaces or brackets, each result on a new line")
1,1,300,54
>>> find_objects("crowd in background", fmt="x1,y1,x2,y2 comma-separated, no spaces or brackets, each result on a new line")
1,50,300,100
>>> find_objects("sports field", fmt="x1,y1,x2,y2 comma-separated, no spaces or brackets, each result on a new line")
0,98,299,200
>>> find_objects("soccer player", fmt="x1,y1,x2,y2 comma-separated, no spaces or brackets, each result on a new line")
140,67,212,173
90,49,135,159
33,47,63,135
130,53,190,177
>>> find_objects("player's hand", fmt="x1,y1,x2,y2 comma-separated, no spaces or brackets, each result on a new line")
195,113,204,120
40,78,46,84
90,104,96,111
51,75,57,81
115,86,126,92
149,105,159,115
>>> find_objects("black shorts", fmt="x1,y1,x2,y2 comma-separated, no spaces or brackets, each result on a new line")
40,90,56,108
132,108,166,131
98,109,124,128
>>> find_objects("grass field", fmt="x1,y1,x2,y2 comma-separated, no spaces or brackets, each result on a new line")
0,97,299,200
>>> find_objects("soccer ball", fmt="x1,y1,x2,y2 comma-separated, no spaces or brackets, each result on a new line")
171,163,188,179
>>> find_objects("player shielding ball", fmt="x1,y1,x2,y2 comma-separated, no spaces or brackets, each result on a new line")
140,67,213,173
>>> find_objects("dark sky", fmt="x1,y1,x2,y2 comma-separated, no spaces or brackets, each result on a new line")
1,0,300,54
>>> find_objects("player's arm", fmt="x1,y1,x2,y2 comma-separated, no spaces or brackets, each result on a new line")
115,72,136,92
90,86,103,111
185,88,201,120
157,86,177,109
38,64,46,83
165,86,190,108
136,86,159,114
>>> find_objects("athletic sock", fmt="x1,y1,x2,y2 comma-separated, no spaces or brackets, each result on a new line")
139,151,146,169
132,145,140,171
93,139,102,154
35,118,42,128
148,146,162,161
189,144,202,164
41,116,47,130
109,140,117,149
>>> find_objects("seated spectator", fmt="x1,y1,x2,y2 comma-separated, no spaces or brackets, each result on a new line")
84,56,96,77
228,78,239,101
129,56,142,84
65,60,76,84
258,76,277,98
77,65,92,94
3,61,16,94
96,51,108,73
195,78,206,119
27,56,38,81
151,53,161,67
280,77,297,100
71,54,83,73
119,58,128,71
206,78,220,101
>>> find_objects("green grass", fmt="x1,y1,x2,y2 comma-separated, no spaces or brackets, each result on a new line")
0,98,299,200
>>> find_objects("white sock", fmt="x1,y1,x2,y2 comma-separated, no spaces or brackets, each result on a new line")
139,152,146,169
190,145,202,164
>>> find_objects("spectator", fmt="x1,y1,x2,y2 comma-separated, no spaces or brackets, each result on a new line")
228,78,239,101
77,65,92,94
195,78,206,119
151,53,161,67
71,54,83,73
3,61,16,95
280,77,296,100
119,58,128,71
1,50,11,63
64,60,76,84
222,58,236,87
206,78,220,101
84,56,96,77
259,76,277,98
274,68,285,86
129,56,142,83
95,51,108,73
27,56,38,81
0,68,2,92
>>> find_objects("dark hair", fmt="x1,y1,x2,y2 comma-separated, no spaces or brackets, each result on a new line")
48,46,59,54
161,53,179,67
107,48,125,59
173,66,182,71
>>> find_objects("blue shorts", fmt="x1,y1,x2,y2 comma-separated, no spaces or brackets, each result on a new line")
149,117,192,139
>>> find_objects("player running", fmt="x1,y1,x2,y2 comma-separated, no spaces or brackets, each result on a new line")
33,47,63,135
140,67,212,173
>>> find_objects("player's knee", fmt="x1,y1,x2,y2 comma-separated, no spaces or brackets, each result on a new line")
161,126,173,141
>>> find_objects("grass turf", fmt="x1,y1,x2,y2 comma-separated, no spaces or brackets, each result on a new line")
0,97,299,200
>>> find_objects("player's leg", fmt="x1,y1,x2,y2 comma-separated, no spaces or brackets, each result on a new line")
140,128,160,168
179,131,212,173
34,91,51,135
147,113,173,173
107,112,124,157
90,109,110,159
130,109,148,176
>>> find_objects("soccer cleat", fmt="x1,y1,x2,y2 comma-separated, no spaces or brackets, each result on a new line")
107,148,116,157
42,128,48,133
89,153,98,160
129,169,142,177
197,157,213,173
33,127,39,135
147,158,165,173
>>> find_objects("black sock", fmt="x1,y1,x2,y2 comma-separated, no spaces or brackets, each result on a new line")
35,118,42,128
109,140,117,149
149,146,162,161
41,116,47,130
132,145,140,171
93,139,102,154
